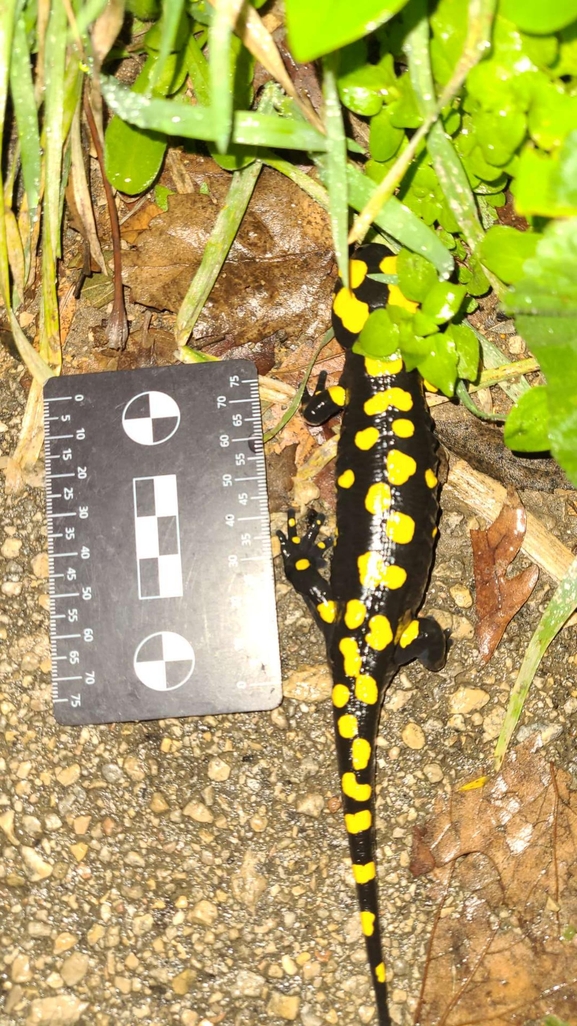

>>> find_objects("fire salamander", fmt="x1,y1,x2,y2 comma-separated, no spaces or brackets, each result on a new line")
278,243,448,1026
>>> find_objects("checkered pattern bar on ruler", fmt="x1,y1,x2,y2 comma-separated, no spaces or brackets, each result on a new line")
133,475,183,599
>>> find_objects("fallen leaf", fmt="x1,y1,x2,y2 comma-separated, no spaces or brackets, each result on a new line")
122,155,334,355
471,486,539,662
411,739,577,1025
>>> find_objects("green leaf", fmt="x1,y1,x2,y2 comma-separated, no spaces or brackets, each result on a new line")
413,311,440,337
528,78,577,152
499,0,577,35
285,0,410,62
503,218,577,316
478,226,541,284
475,109,526,167
503,385,550,452
396,248,437,303
414,332,458,396
421,282,466,323
446,322,480,380
105,118,167,194
147,1,188,93
353,307,401,358
337,44,396,117
127,0,161,17
369,106,404,161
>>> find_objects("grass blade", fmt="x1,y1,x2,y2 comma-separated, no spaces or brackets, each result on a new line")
322,53,350,287
101,75,328,150
209,0,245,152
148,0,186,92
347,163,453,277
0,0,17,307
493,557,577,770
10,13,41,217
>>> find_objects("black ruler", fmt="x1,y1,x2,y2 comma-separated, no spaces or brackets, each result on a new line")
43,361,282,725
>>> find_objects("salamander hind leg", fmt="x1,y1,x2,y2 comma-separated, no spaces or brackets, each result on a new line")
277,509,336,635
395,616,450,672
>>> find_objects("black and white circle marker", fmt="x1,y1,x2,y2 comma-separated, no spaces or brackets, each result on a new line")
122,390,180,446
134,631,195,691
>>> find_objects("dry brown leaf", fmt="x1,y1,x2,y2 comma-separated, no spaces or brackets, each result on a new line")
121,157,333,355
471,486,539,663
411,739,577,1025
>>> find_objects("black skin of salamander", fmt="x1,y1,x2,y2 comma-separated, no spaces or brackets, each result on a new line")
278,243,449,1026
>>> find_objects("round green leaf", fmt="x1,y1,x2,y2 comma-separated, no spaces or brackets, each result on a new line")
396,249,438,303
445,322,479,381
500,0,577,35
478,225,541,284
353,307,401,358
421,282,466,323
504,386,550,452
127,0,161,18
414,333,458,397
476,109,527,167
369,106,404,161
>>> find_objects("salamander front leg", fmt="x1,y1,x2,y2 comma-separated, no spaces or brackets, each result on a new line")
302,371,348,426
395,616,450,672
277,509,337,636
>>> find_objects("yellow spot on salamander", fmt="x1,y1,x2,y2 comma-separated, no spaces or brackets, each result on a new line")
350,259,368,289
354,426,379,450
337,714,358,739
295,558,310,571
345,809,372,833
355,674,378,705
364,482,391,516
375,962,386,984
342,772,371,802
399,619,419,649
388,284,419,313
383,564,407,589
357,552,407,591
337,468,355,489
364,387,413,416
366,615,393,651
333,287,370,334
344,599,366,630
379,255,397,274
352,737,371,770
317,600,336,624
432,525,438,538
288,517,296,527
364,355,402,377
392,418,415,438
332,683,350,708
353,861,376,884
360,910,376,936
425,468,438,488
291,536,301,544
328,385,347,407
386,511,416,545
423,379,438,393
339,637,361,678
387,449,417,485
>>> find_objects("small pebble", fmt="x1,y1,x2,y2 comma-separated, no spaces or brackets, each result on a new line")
449,584,473,609
189,899,218,926
232,969,266,997
266,991,300,1021
21,846,53,881
296,792,325,818
25,995,89,1024
56,764,81,787
283,664,332,703
53,932,78,955
31,552,49,578
1,536,22,558
60,953,89,987
423,763,443,783
182,800,213,823
207,757,231,782
149,792,169,814
449,688,490,715
401,722,425,750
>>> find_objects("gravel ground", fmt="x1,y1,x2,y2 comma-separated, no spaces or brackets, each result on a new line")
2,344,577,1026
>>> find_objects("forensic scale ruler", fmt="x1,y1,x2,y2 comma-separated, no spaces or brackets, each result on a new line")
43,360,282,725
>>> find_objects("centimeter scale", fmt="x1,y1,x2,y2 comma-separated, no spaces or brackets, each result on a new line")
43,361,282,726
